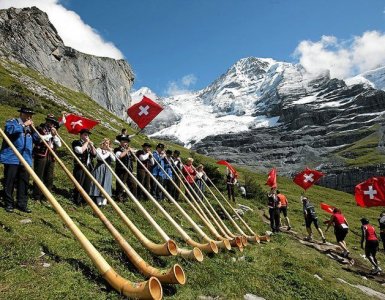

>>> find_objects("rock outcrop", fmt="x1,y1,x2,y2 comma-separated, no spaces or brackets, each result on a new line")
0,7,134,118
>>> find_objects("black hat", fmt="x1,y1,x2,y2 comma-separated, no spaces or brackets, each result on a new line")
79,128,92,135
360,218,369,225
17,106,35,114
119,136,130,142
45,114,60,128
142,142,151,148
156,143,165,149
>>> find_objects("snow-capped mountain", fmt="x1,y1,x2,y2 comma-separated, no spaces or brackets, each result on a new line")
133,57,385,192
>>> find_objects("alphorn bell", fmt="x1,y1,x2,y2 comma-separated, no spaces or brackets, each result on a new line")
57,135,180,258
33,126,185,285
0,128,162,300
96,150,205,260
114,152,219,254
150,156,234,250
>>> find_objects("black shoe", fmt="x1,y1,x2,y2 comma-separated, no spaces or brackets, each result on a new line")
18,207,32,213
5,207,14,213
287,226,291,231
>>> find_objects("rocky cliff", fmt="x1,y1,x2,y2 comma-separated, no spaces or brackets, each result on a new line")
0,7,134,119
145,57,385,193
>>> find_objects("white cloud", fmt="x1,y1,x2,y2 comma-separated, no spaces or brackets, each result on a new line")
294,31,385,79
0,0,124,59
181,74,197,87
165,74,197,96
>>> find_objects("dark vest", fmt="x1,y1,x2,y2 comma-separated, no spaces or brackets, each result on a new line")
33,123,57,159
72,140,95,168
114,146,133,171
136,149,152,170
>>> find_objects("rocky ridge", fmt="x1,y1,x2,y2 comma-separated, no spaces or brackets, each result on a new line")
143,57,385,193
0,6,134,119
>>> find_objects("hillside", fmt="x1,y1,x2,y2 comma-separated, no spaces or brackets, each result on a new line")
1,59,385,299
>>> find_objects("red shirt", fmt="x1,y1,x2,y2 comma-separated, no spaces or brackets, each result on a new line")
277,194,288,206
363,224,378,241
182,165,196,184
332,213,346,227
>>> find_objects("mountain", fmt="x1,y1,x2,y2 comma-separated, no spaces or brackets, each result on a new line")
138,57,385,193
0,6,134,119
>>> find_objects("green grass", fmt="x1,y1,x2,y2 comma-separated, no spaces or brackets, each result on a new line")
332,125,385,166
1,59,385,299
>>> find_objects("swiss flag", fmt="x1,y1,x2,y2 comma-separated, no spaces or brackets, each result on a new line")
320,202,335,214
61,114,99,135
127,96,163,129
266,168,277,188
217,160,238,177
293,168,324,190
355,177,385,207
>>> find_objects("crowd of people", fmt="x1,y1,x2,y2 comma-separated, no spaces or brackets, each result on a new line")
266,188,384,274
0,107,228,213
1,106,384,275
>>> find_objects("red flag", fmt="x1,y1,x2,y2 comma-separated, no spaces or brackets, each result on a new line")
61,114,99,135
355,177,385,207
216,160,238,177
320,202,335,214
127,96,163,129
293,167,324,190
266,168,277,188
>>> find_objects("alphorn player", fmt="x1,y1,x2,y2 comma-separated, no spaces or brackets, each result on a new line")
136,142,154,200
114,135,136,201
32,114,61,201
71,128,96,205
0,106,39,213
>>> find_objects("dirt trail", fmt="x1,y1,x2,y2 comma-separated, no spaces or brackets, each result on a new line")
258,209,385,284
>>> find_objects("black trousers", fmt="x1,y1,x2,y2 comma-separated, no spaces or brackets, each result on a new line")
269,207,281,231
227,184,236,202
73,164,92,204
33,156,55,199
115,169,137,200
171,177,181,201
137,168,151,200
3,164,29,209
151,175,164,201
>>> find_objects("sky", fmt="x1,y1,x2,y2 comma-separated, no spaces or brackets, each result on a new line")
1,0,385,96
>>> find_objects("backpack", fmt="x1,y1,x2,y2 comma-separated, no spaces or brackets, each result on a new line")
305,203,317,218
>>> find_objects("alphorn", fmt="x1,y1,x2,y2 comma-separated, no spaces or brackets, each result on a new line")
169,160,243,249
175,162,243,248
0,128,162,300
181,163,244,248
206,175,269,243
114,153,219,254
168,160,224,234
96,151,206,259
143,156,232,250
33,126,185,284
195,168,255,244
57,135,183,258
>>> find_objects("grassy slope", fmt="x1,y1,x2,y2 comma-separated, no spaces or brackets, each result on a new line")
0,59,385,299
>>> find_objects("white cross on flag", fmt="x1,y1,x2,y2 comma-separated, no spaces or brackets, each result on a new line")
355,177,385,207
127,96,163,129
293,167,324,190
61,114,99,135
